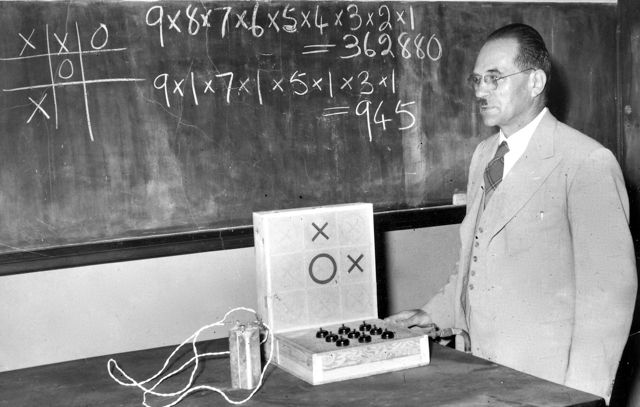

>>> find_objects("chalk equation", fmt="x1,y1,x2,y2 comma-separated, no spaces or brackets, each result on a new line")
147,2,442,142
0,22,144,141
146,4,427,42
145,3,442,61
154,68,416,141
146,3,442,60
154,69,398,105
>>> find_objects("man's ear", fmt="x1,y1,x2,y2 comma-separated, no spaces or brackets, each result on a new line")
530,69,547,98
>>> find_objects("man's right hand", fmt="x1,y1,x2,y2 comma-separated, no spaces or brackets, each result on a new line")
384,309,434,329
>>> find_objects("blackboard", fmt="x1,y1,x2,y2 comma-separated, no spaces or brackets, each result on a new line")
0,1,617,271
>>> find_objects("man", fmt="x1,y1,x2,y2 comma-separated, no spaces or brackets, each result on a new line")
386,23,637,403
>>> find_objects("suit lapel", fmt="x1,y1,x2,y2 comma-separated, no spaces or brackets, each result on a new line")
483,112,562,240
462,136,498,246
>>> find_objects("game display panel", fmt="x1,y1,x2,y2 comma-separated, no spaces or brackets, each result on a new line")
254,203,430,385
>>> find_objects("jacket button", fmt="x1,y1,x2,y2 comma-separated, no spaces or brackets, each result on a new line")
469,284,474,290
474,241,479,247
473,256,478,262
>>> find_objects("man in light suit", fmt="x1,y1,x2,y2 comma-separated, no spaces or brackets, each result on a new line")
386,24,637,403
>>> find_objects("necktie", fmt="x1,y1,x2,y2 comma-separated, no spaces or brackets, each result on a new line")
483,141,509,206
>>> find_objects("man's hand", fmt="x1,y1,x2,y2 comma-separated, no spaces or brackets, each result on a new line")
384,309,433,328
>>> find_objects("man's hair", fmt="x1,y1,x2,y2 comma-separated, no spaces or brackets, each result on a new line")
487,23,551,89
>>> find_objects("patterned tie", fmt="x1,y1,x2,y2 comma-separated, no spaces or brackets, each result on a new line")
483,141,509,206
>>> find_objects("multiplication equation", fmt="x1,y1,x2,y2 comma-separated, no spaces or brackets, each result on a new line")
154,69,399,106
154,68,416,141
0,23,144,141
145,3,442,61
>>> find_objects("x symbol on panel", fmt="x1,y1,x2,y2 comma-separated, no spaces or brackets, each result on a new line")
274,226,294,246
276,296,298,320
345,287,368,310
343,216,363,237
312,222,329,241
316,295,333,315
347,254,364,273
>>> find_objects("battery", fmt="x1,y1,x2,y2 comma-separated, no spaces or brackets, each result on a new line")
229,322,261,389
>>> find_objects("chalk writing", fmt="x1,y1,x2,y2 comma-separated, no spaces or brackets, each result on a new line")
1,23,145,141
144,2,440,142
144,3,433,49
153,69,400,104
1,2,442,144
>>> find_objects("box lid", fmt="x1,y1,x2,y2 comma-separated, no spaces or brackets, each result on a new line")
254,203,377,334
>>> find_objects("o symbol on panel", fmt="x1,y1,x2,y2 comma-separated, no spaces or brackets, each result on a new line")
308,253,337,285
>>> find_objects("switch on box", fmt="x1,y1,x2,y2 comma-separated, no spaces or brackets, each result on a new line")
254,203,430,385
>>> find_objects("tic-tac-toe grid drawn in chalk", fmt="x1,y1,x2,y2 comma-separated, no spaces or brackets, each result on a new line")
0,23,144,141
254,203,377,333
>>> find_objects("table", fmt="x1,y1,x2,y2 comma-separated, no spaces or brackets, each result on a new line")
0,339,604,407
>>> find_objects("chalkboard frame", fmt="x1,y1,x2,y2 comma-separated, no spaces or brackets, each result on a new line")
0,204,465,275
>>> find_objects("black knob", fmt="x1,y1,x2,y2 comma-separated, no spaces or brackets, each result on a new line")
359,321,372,332
381,330,395,339
336,336,350,347
347,330,361,339
338,324,351,335
325,332,339,342
316,328,329,338
370,325,383,335
358,334,372,343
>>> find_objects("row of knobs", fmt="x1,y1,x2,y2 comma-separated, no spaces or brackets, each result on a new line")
316,322,395,347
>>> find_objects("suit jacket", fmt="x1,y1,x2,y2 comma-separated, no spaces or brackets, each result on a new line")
423,111,637,402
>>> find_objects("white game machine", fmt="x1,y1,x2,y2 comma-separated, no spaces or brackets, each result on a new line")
253,203,430,385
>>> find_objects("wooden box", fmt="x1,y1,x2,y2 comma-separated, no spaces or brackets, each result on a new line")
253,203,430,385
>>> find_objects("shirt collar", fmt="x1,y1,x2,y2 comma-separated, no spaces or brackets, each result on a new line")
499,107,548,153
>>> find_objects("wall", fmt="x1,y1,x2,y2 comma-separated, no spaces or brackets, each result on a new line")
0,224,460,372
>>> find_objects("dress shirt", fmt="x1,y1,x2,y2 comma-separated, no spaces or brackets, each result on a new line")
498,107,548,178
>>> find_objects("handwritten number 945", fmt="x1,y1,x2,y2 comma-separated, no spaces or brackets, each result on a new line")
355,100,416,142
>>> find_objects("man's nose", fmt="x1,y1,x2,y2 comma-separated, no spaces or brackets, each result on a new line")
474,84,490,99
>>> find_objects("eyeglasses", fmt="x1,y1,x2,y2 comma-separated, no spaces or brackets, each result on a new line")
467,68,535,91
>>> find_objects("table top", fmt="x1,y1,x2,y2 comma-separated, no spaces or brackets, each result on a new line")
0,339,604,407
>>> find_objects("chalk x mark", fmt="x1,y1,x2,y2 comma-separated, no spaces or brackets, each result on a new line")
26,94,50,123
